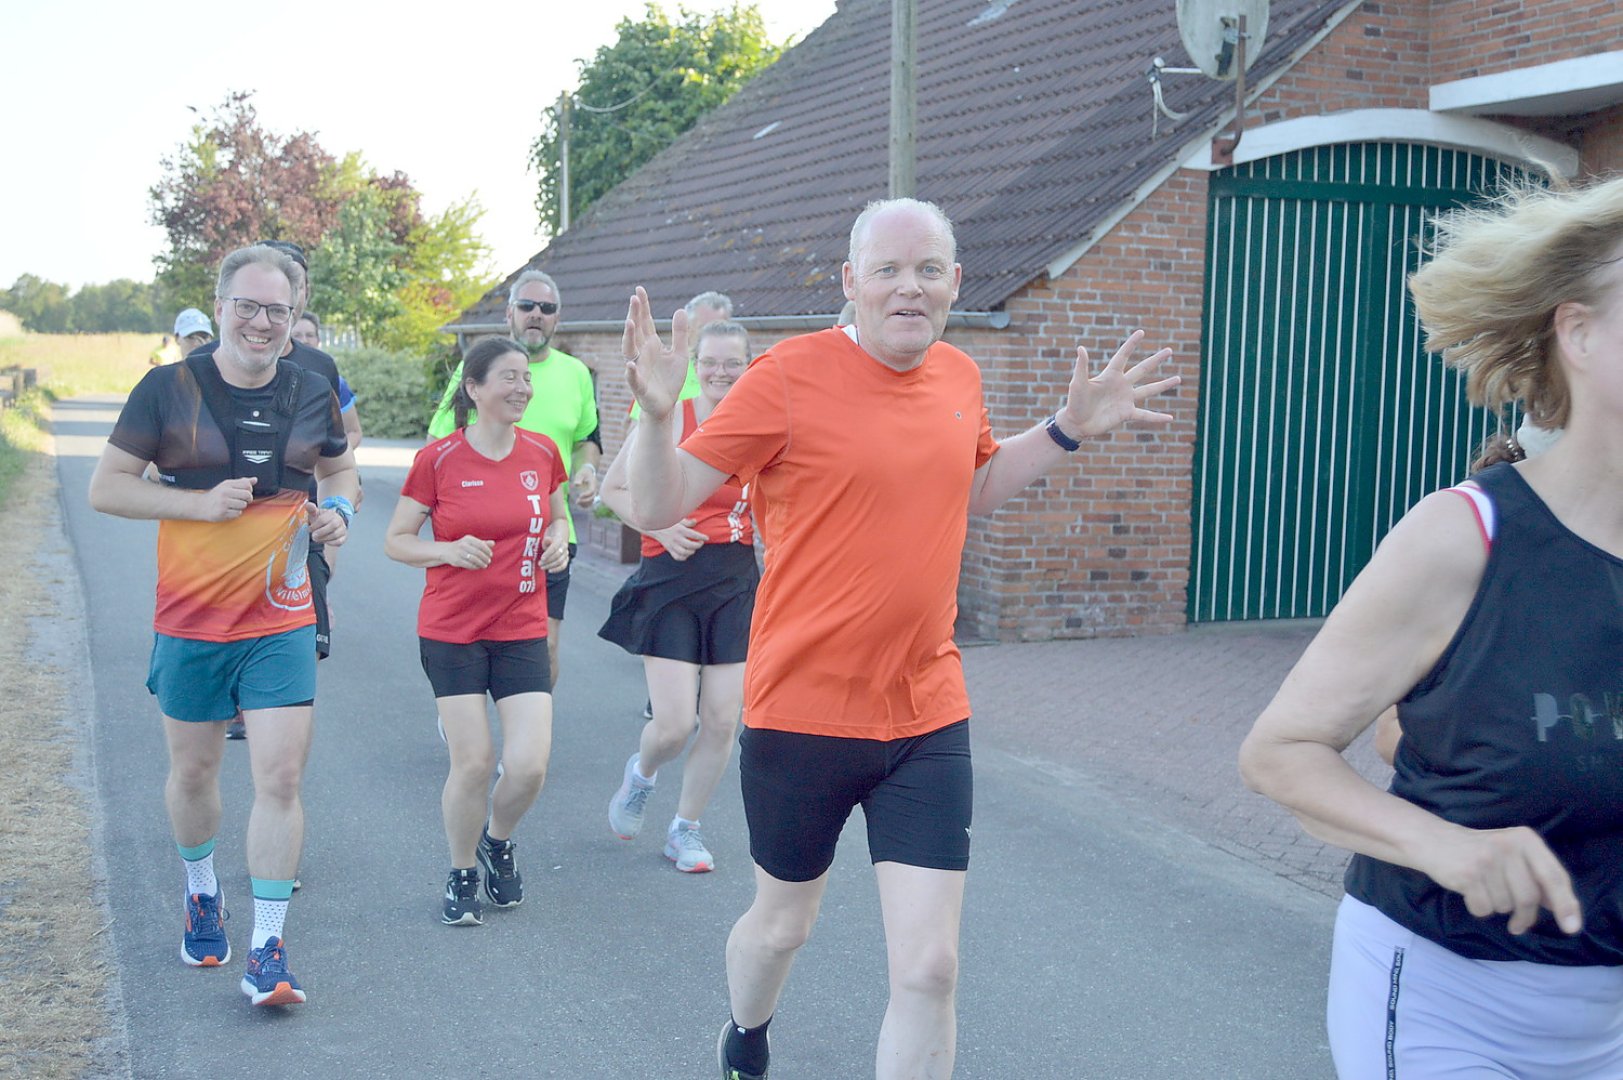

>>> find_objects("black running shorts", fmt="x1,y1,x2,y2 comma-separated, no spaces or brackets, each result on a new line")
418,637,552,701
309,545,331,660
545,543,578,621
739,720,972,882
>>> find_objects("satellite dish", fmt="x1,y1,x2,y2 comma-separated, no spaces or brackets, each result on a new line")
1176,0,1269,81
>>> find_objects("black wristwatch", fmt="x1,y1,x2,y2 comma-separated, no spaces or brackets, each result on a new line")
1045,414,1081,452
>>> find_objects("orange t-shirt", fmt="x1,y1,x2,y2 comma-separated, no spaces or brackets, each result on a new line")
154,491,315,642
681,328,999,740
641,398,753,558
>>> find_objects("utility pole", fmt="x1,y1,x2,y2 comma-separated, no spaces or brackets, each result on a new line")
557,91,572,233
889,0,916,197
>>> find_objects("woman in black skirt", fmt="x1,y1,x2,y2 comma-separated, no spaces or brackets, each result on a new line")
599,320,758,872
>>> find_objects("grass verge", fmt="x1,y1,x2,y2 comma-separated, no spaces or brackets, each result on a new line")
0,354,118,1077
0,332,156,399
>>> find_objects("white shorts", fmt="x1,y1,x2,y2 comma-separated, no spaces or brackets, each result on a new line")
1328,895,1623,1079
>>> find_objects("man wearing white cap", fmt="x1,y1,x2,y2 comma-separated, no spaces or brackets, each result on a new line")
174,309,213,357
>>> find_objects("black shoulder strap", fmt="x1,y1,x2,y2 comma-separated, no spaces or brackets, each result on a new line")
185,353,241,458
273,361,302,419
270,362,302,478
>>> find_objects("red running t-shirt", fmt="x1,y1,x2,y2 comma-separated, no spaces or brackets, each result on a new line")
402,428,567,643
640,398,753,558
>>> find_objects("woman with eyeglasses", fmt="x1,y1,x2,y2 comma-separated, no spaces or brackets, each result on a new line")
598,319,760,873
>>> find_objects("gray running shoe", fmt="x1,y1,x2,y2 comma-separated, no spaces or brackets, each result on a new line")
665,821,714,873
609,754,655,839
717,1020,769,1080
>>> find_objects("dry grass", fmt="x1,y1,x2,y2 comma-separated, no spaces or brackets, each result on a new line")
0,332,160,399
0,377,116,1077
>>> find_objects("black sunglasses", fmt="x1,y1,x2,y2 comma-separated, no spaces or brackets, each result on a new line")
513,299,558,315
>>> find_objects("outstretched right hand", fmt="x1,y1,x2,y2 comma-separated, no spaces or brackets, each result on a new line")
200,477,256,522
623,286,689,422
1425,823,1583,936
443,535,495,570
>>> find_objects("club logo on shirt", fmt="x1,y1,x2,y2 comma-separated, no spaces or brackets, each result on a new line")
520,470,539,492
265,510,313,612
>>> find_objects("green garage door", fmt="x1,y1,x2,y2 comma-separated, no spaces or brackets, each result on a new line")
1189,142,1522,623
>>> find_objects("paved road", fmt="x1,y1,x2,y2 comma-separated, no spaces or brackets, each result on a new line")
55,397,1339,1078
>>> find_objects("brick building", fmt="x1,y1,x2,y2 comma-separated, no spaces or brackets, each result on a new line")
447,0,1623,641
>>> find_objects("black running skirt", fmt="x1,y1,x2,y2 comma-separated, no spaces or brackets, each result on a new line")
597,542,759,665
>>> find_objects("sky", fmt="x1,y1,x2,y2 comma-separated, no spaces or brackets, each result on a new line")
0,0,837,292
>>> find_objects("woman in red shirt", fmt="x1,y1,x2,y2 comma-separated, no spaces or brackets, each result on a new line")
385,337,570,925
598,320,759,873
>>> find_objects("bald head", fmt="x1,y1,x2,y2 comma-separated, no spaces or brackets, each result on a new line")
848,198,956,271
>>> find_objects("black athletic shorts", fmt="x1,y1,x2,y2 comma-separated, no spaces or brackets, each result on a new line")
418,637,552,701
309,544,331,660
740,719,972,882
545,543,578,621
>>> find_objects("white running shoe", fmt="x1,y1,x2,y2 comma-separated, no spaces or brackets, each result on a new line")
665,821,714,873
609,754,655,839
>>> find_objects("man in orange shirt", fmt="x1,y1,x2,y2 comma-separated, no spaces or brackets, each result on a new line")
624,198,1178,1080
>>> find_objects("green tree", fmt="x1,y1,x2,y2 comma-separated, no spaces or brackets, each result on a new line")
2,275,72,333
373,195,497,354
530,3,784,232
307,175,411,344
68,280,164,333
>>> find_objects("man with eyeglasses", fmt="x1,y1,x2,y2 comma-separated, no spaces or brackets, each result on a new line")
188,239,360,741
90,243,359,1009
428,269,602,686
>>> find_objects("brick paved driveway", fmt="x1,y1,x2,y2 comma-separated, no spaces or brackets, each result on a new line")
962,621,1393,897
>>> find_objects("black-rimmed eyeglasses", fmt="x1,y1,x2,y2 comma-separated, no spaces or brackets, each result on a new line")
227,297,293,324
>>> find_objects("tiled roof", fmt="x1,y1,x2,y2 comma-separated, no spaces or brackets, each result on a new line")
458,0,1351,326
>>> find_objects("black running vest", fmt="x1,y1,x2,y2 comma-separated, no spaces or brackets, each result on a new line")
1345,463,1623,964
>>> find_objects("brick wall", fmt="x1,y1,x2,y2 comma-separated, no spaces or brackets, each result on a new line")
1429,0,1623,83
1255,1,1433,122
1583,104,1623,175
953,171,1207,641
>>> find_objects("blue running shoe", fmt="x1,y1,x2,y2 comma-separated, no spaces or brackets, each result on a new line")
241,937,306,1006
181,891,230,967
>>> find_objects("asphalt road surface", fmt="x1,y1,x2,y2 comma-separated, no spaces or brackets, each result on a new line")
54,396,1337,1078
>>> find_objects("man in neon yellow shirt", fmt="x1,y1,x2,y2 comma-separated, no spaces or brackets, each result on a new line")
428,270,601,684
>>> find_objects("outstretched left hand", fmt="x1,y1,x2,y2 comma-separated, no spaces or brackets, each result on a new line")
1055,331,1179,440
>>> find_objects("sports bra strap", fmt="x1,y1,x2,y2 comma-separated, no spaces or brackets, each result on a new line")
1446,481,1495,550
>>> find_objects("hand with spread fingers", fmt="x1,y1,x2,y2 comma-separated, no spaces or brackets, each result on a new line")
1054,330,1179,441
622,286,690,423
